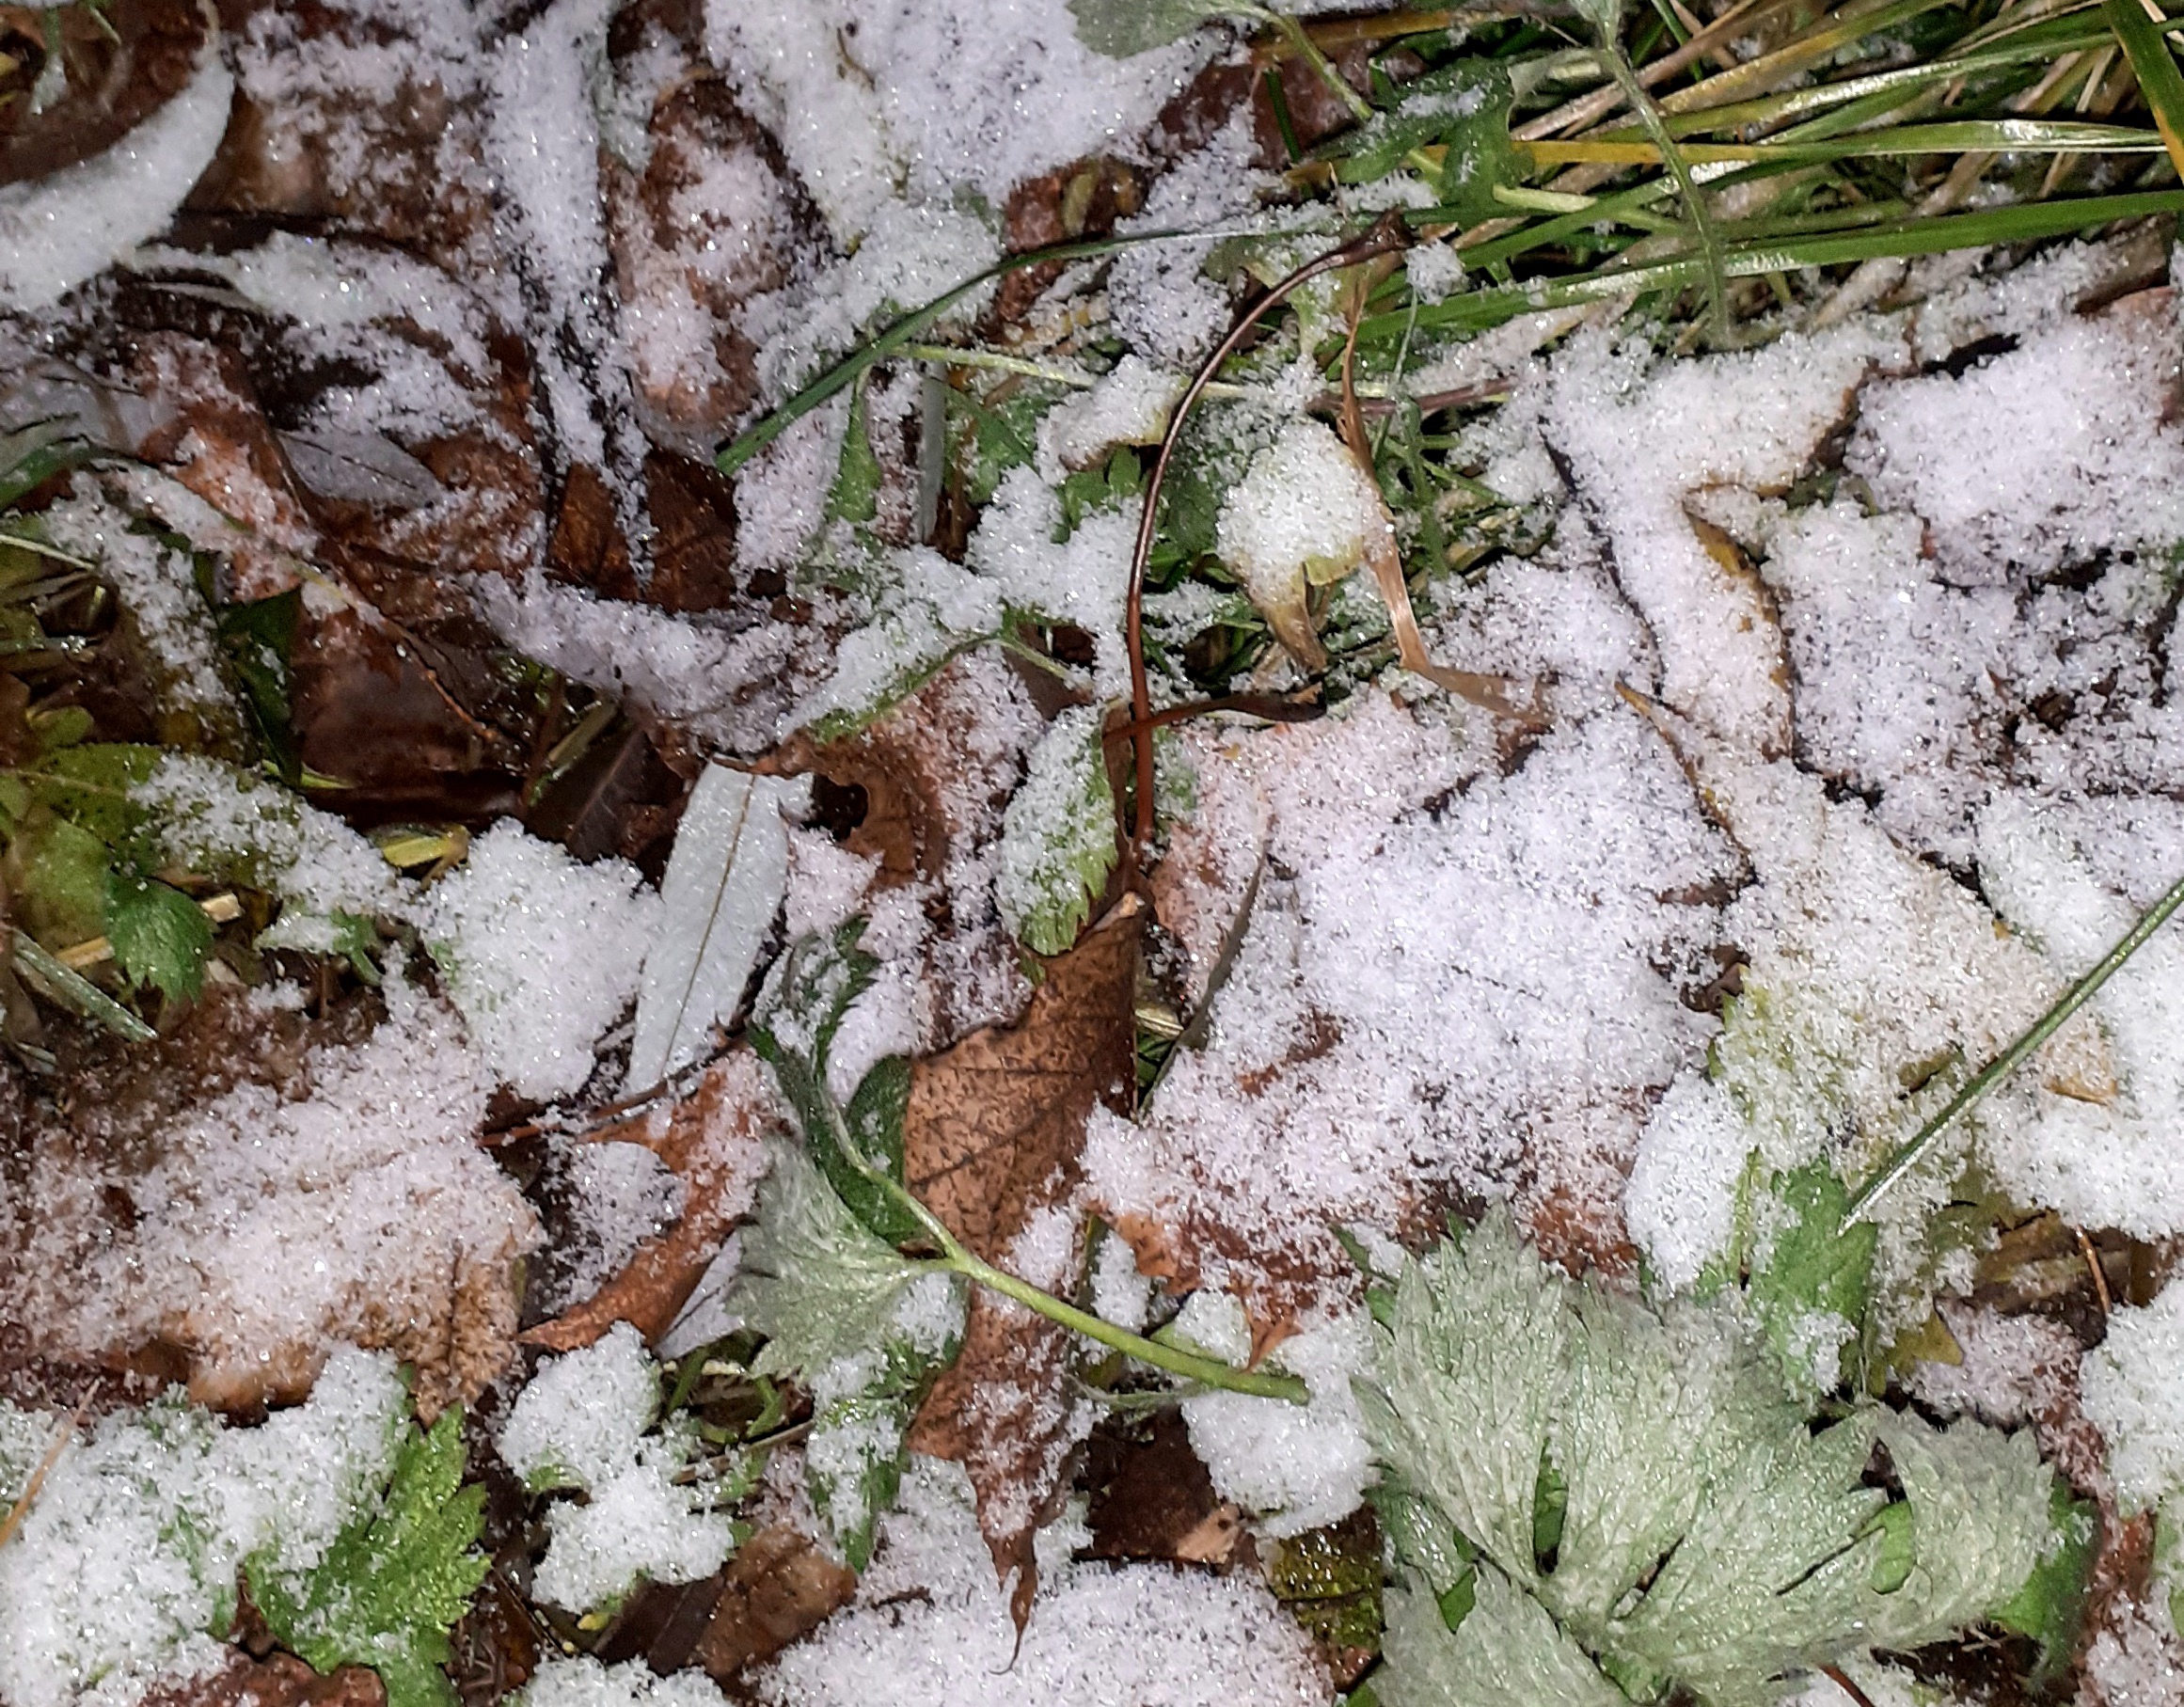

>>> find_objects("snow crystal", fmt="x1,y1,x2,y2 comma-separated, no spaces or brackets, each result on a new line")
967,468,1137,696
1090,1228,1154,1332
522,1656,727,1707
707,0,1207,244
1974,793,2184,1235
1403,240,1464,305
2082,1280,2184,1513
500,1324,736,1614
1215,419,1384,637
1177,1297,1374,1538
0,1349,406,1707
1037,356,1182,482
0,32,233,309
501,1321,661,1492
420,819,660,1101
1850,292,2184,581
537,1139,685,1316
1624,1075,1750,1293
752,1459,1330,1707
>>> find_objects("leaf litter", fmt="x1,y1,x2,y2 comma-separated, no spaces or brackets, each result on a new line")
0,0,2182,1702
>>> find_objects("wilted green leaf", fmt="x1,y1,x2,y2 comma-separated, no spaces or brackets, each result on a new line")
106,873,213,1003
249,1407,488,1707
11,811,111,944
1067,0,1231,58
996,705,1117,956
24,742,160,847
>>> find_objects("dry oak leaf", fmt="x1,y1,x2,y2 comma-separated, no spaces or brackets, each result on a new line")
135,1650,386,1707
526,1048,781,1352
904,894,1142,1624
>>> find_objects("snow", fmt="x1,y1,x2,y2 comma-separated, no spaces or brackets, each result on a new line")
420,820,661,1101
751,1460,1332,1706
1175,1296,1374,1538
1216,419,1385,642
0,1349,406,1707
1624,1075,1750,1294
499,1324,736,1614
705,0,1208,245
522,1657,728,1707
0,30,233,309
967,467,1138,695
1038,356,1184,481
2082,1281,2184,1515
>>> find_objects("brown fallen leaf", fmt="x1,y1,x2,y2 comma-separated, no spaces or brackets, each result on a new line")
695,1524,859,1679
1082,1409,1247,1569
135,1647,386,1707
903,895,1142,1626
0,0,205,186
525,1050,781,1352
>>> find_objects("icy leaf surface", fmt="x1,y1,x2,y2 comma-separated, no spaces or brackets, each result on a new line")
1361,1211,2060,1706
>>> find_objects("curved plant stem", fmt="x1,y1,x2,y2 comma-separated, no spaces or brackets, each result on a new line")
1123,212,1415,852
1841,864,2184,1230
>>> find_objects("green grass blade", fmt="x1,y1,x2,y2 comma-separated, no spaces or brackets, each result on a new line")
1842,864,2184,1229
714,226,1289,478
2103,0,2184,179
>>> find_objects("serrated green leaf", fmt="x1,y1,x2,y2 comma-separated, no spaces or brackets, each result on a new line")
249,1406,488,1707
1745,1159,1875,1401
1066,0,1229,58
996,705,1117,957
730,1137,933,1380
1364,1209,2065,1707
106,873,214,1003
1336,61,1517,226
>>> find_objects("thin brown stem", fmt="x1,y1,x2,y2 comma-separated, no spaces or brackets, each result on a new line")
1123,213,1415,852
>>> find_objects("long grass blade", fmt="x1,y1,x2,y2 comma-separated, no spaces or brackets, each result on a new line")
1842,865,2184,1228
2102,0,2184,178
1523,117,2166,163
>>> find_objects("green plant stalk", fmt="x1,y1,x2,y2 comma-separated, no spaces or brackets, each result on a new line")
813,1047,1312,1405
1603,41,1731,340
928,1246,1310,1402
1842,865,2184,1229
2101,0,2184,180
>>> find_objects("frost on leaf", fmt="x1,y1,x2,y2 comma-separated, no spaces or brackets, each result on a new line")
995,704,1116,957
1065,0,1228,58
1360,1210,2065,1707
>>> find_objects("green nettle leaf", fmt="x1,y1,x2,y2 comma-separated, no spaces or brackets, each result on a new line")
249,1407,490,1707
106,872,214,1003
729,1136,967,1568
1360,1210,2065,1707
1744,1158,1875,1401
1067,0,1231,58
995,704,1117,957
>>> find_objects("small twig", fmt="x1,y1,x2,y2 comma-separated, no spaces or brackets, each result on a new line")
1821,1664,1881,1707
2077,1225,2114,1317
1100,691,1324,743
1843,865,2184,1229
0,1407,81,1553
1124,213,1416,853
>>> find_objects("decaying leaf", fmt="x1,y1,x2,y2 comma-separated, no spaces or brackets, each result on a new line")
526,1050,780,1352
135,1652,387,1707
904,893,1142,1617
0,989,534,1415
694,1524,859,1678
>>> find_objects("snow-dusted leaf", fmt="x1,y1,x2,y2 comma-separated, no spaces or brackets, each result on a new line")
106,871,214,1003
731,1139,965,1567
996,704,1116,957
1066,0,1231,58
1363,1209,2066,1707
1378,1569,1626,1707
627,765,796,1090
